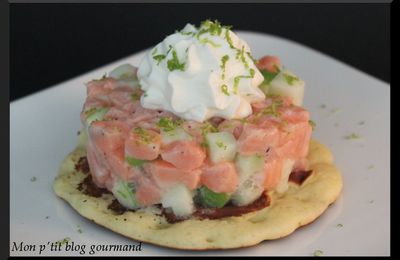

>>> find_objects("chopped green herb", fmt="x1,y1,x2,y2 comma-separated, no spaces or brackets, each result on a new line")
215,141,227,150
126,156,147,167
345,133,361,140
336,223,343,228
283,73,299,85
220,55,229,79
167,49,185,71
30,176,37,182
313,250,323,257
153,54,166,65
309,120,317,130
260,69,279,85
221,85,230,96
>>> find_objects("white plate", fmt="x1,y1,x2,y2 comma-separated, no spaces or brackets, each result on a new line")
10,31,390,256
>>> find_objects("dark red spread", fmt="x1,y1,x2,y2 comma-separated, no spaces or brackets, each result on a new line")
289,170,313,185
75,156,90,174
75,157,312,223
77,175,111,198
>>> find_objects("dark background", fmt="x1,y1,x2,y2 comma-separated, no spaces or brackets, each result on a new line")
10,3,390,101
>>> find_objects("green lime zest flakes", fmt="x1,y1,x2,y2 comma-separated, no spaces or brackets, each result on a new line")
151,47,158,55
215,140,227,150
283,73,299,85
313,250,323,257
179,30,196,36
233,69,256,94
260,69,279,85
133,127,153,144
157,117,182,132
126,156,147,167
309,120,317,130
336,223,343,228
261,99,283,117
246,52,258,64
167,49,186,72
220,55,229,79
199,38,221,47
225,28,234,49
153,54,166,65
221,85,230,96
201,20,223,36
236,46,249,68
196,20,225,47
201,121,218,136
344,132,361,140
56,237,71,246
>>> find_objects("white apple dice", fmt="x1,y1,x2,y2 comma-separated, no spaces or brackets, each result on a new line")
205,132,237,164
268,69,305,106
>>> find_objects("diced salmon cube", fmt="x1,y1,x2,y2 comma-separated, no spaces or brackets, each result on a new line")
124,128,161,161
144,160,201,190
237,124,280,156
263,158,283,191
257,56,281,73
86,142,111,188
135,177,162,206
89,121,129,152
161,140,206,170
201,162,238,193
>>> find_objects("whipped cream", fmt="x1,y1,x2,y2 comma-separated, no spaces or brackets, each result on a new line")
137,21,265,122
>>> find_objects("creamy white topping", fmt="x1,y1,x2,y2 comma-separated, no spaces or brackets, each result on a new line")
137,21,265,122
